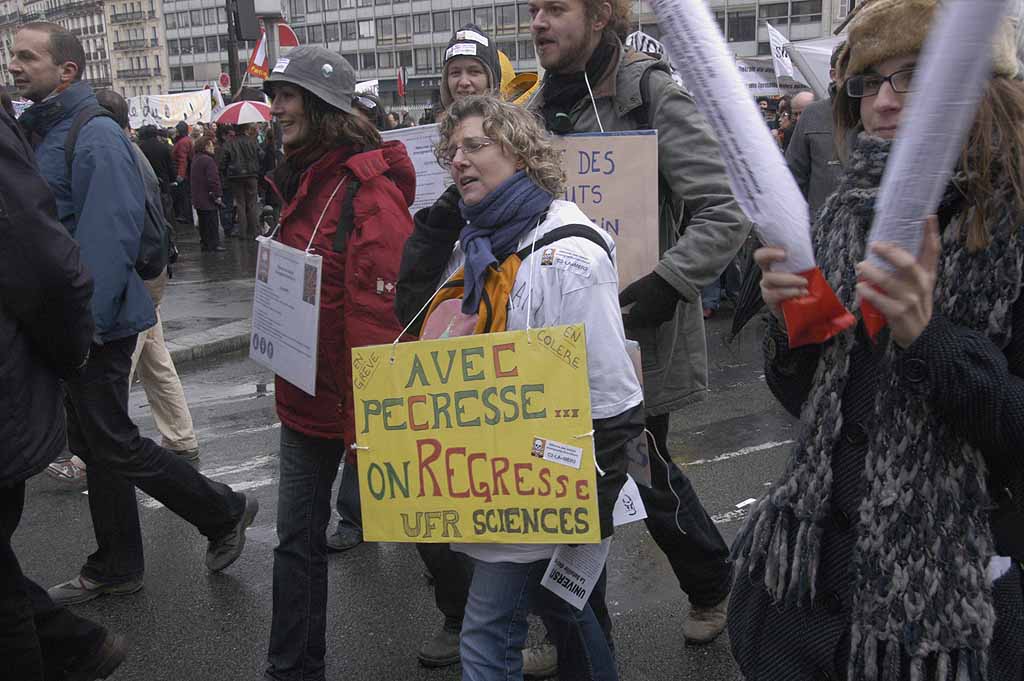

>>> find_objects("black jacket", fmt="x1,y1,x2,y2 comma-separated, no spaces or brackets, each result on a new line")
221,134,261,179
137,127,175,190
0,107,94,486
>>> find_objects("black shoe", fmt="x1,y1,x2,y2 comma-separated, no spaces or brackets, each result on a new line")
326,524,363,552
206,494,259,572
65,631,127,680
417,626,460,668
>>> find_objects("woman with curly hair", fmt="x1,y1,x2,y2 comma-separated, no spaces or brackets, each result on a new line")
728,1,1024,680
398,95,643,681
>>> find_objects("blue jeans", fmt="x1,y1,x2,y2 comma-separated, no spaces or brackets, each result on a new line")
266,426,344,681
333,460,362,532
460,559,618,681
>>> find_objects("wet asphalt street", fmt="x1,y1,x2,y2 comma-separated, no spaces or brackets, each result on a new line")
14,308,796,681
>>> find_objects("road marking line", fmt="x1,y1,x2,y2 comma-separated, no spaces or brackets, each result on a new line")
736,498,757,508
683,440,795,467
712,508,749,525
139,477,275,509
201,454,277,478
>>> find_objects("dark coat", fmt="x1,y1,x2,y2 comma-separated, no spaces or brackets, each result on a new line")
0,107,94,486
190,151,222,212
222,134,261,179
137,127,175,190
785,99,844,219
728,287,1024,681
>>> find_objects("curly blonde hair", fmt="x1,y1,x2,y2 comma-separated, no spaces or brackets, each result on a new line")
436,95,565,196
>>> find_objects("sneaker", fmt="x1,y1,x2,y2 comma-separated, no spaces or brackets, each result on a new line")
523,642,558,679
326,523,363,552
206,494,259,572
47,458,88,483
65,630,128,680
683,596,729,644
417,626,461,668
48,575,143,606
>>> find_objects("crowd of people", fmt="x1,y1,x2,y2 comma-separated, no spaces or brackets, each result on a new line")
1,0,1022,680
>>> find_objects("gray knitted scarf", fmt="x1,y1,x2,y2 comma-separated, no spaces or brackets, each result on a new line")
733,134,1024,681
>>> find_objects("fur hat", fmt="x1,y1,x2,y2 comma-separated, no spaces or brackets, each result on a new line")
440,24,500,109
836,0,1019,82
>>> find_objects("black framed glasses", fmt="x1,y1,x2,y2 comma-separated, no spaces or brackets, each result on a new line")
439,136,493,168
845,68,915,98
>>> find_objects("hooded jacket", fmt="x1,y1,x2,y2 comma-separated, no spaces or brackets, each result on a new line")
440,23,501,108
527,42,751,414
18,80,155,344
268,140,415,452
0,107,94,486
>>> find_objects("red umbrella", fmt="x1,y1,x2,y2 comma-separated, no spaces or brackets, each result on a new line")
215,100,271,125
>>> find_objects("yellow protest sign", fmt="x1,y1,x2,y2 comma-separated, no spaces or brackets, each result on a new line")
352,325,599,544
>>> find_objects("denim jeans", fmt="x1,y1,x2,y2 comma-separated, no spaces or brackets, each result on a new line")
333,460,362,532
266,426,344,681
702,277,723,311
460,559,618,681
64,336,244,584
1,482,107,680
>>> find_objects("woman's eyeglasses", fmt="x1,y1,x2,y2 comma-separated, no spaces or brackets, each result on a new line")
440,137,493,168
845,68,915,98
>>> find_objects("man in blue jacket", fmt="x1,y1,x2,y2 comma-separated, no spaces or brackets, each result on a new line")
0,97,127,681
11,22,258,605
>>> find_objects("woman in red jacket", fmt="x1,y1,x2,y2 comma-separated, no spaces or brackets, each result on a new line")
261,46,415,681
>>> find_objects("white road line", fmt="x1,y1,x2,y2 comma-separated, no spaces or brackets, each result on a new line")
712,508,749,525
683,440,795,467
200,454,277,478
140,477,276,509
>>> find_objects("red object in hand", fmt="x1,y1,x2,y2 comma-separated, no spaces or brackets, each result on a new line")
780,267,856,347
859,298,887,341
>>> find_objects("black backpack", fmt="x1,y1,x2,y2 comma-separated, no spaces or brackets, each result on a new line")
65,106,170,280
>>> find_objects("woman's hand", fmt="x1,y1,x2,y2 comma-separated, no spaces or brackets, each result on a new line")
755,247,810,322
855,216,941,348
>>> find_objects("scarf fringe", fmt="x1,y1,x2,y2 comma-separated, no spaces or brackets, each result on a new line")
847,630,987,681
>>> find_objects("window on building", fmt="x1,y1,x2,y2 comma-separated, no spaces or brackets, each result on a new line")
435,46,446,70
453,9,471,28
342,21,356,39
325,23,339,42
414,46,431,73
325,0,338,10
791,0,822,23
218,7,227,22
395,15,410,41
206,35,219,52
518,3,531,28
342,52,357,68
361,51,376,69
714,9,755,42
177,11,189,27
375,0,389,6
376,17,393,42
432,10,450,33
496,40,515,59
309,24,323,43
165,12,176,28
168,38,179,55
398,49,412,67
307,0,321,13
183,65,194,80
474,7,494,31
413,13,430,34
518,39,534,60
358,0,372,7
497,5,516,34
294,26,307,43
358,20,374,38
757,41,770,56
379,51,394,68
190,9,202,25
204,7,216,25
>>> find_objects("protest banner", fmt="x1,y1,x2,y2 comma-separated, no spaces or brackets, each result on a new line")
735,58,808,97
128,91,212,129
766,22,797,80
552,131,660,289
250,237,322,395
381,123,452,215
351,324,601,544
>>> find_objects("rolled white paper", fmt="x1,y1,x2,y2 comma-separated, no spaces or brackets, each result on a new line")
648,0,814,274
867,0,1011,271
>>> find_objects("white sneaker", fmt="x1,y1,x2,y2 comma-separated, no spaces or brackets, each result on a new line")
522,642,558,679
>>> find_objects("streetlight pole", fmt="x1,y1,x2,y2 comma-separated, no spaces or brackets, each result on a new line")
225,0,242,94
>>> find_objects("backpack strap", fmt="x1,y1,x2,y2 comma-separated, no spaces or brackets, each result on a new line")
64,106,118,175
514,223,613,262
332,176,362,252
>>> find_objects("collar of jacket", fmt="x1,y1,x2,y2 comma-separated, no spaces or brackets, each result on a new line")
18,80,94,138
528,39,663,121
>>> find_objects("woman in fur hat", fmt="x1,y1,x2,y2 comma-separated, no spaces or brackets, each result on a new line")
728,1,1024,680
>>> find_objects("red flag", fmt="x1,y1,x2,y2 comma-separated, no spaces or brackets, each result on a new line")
397,66,407,98
278,23,300,48
247,28,269,79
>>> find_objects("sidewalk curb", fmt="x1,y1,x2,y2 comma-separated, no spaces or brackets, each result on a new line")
167,319,251,366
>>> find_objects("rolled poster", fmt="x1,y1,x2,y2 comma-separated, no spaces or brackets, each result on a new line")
861,0,1012,339
648,0,854,346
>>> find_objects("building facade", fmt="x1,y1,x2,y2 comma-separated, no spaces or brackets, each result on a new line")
0,0,169,97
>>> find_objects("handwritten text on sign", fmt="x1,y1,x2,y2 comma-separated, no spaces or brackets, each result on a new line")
552,132,660,289
352,325,600,544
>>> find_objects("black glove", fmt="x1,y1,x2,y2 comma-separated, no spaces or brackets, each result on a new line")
619,271,681,329
425,184,464,235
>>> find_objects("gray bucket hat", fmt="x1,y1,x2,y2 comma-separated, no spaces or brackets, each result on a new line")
263,46,355,114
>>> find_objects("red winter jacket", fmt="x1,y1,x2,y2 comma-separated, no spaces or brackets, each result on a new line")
270,141,415,455
172,135,193,179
